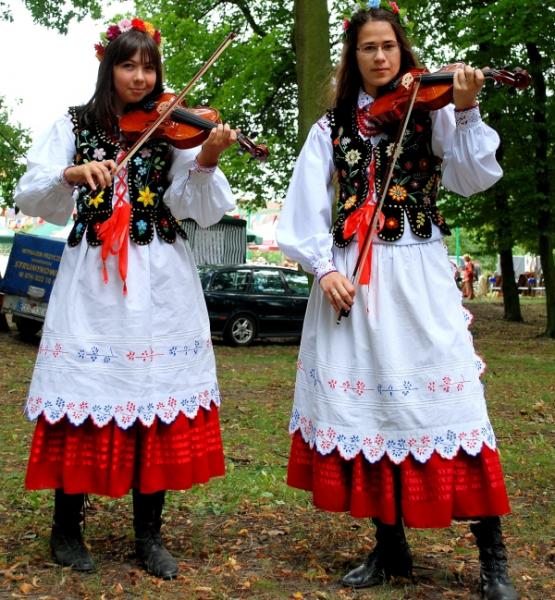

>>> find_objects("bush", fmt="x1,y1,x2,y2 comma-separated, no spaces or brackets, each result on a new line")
246,249,284,265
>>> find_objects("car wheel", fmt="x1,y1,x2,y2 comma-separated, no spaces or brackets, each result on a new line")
225,314,256,346
13,316,43,340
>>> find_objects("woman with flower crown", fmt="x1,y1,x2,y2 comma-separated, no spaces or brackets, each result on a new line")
277,2,517,599
15,17,236,579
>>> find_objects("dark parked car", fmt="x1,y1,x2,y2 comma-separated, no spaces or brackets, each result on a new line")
199,265,310,345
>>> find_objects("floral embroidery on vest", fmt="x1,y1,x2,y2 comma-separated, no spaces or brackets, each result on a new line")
329,105,451,246
66,107,187,247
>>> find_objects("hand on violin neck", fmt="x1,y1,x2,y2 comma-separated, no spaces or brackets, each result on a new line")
453,65,484,111
196,122,238,167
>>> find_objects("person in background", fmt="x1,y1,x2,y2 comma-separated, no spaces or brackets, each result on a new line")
463,254,476,299
277,2,517,599
15,17,236,579
477,272,490,297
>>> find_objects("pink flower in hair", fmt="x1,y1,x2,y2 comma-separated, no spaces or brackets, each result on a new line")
343,19,350,32
117,18,133,32
388,1,400,13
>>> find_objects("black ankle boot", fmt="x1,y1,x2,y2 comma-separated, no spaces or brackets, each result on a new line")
49,489,95,572
133,489,178,580
470,517,519,600
342,518,413,589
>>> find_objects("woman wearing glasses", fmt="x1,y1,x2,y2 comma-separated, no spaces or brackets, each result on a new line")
277,3,517,599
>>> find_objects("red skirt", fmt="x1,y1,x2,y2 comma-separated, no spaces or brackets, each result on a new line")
288,431,510,528
26,408,225,497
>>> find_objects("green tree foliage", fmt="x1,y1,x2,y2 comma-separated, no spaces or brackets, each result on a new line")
0,0,102,33
403,0,554,330
404,0,553,249
0,97,31,209
0,1,104,206
134,0,298,208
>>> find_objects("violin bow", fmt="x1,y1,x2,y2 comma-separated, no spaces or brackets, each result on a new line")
337,76,422,324
113,32,237,176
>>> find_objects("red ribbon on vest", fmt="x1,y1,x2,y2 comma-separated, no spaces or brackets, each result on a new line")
342,157,383,285
96,198,131,295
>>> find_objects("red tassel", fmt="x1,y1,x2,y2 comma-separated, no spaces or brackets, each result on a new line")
343,156,381,286
97,198,131,294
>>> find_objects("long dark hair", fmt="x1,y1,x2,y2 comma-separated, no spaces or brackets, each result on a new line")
77,29,164,133
332,8,420,111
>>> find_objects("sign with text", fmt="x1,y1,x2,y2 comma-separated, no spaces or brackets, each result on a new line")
0,233,65,301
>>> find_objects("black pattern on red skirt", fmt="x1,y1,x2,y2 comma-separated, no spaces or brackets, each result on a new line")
26,408,225,497
287,431,510,528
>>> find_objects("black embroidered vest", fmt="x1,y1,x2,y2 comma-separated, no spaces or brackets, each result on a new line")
329,105,451,246
66,107,187,247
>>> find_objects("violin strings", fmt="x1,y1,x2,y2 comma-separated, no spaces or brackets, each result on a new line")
171,107,217,130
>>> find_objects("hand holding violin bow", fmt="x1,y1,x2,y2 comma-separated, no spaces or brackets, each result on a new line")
62,160,117,191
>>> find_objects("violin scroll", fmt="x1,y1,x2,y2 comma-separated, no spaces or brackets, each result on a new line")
484,67,532,90
236,133,269,161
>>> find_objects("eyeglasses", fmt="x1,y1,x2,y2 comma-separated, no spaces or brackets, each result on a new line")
356,42,400,56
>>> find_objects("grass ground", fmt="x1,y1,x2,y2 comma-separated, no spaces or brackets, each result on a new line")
0,299,553,599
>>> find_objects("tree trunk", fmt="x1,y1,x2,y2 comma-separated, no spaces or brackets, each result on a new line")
499,248,522,321
538,235,555,337
294,0,332,148
493,181,522,321
526,42,555,338
487,122,522,322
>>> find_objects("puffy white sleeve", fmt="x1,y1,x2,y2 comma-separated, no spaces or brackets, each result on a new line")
431,104,503,197
14,114,76,226
163,147,235,228
276,119,337,279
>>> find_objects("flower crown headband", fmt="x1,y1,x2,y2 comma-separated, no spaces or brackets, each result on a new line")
342,0,413,36
94,17,162,61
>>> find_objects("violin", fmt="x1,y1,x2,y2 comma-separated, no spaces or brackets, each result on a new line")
119,92,269,161
368,64,531,126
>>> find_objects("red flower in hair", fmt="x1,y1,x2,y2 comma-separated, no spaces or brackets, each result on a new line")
343,19,350,32
388,1,400,13
94,42,105,59
106,24,121,40
131,18,146,32
153,30,161,45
